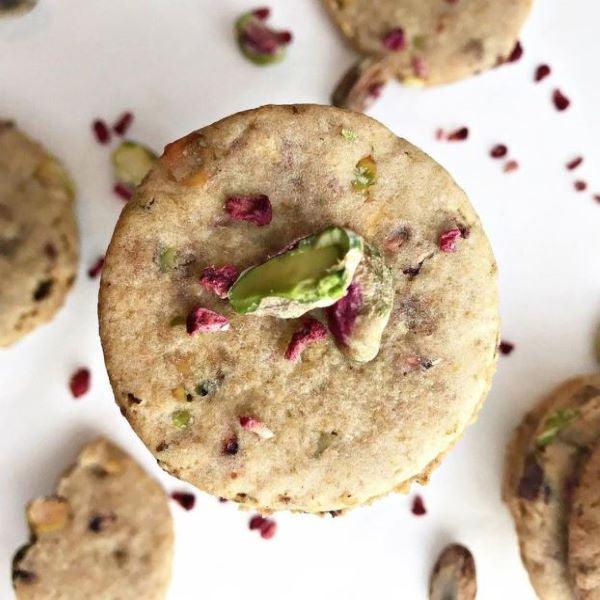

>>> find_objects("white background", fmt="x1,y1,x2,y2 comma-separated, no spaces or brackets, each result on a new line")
1,1,599,598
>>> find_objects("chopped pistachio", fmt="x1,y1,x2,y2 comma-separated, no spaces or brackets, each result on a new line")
341,128,358,142
112,141,157,187
169,315,186,327
536,408,580,448
159,246,177,273
171,386,187,402
412,35,427,51
27,497,70,535
172,409,191,429
352,156,377,191
228,226,363,318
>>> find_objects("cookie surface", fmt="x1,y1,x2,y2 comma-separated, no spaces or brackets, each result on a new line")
569,441,600,600
503,375,600,600
99,104,499,513
323,0,534,85
0,121,78,347
12,438,174,600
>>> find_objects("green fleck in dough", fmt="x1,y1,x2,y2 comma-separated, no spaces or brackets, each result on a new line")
171,410,191,429
536,408,580,448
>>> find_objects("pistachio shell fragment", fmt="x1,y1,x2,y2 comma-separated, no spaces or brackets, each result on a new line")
112,141,157,188
326,242,393,362
27,497,71,535
429,544,477,600
228,226,364,318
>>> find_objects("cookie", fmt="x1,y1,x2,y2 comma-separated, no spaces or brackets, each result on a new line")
323,0,534,86
99,104,499,513
12,438,174,600
569,441,600,599
503,375,600,599
0,121,78,347
0,0,37,17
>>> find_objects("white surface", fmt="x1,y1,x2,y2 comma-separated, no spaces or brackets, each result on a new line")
1,1,599,598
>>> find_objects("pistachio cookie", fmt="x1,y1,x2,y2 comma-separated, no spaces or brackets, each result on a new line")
569,441,600,600
503,375,600,599
0,121,78,347
12,438,174,600
323,0,534,86
99,104,499,513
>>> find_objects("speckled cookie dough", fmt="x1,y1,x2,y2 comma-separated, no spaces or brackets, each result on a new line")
569,441,600,600
12,438,174,600
0,121,78,347
100,104,499,513
0,0,37,18
503,375,600,600
323,0,534,86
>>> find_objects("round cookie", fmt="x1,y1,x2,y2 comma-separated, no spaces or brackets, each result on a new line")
12,438,174,600
0,121,78,347
503,375,600,600
0,0,38,18
569,441,600,600
323,0,534,86
99,104,499,513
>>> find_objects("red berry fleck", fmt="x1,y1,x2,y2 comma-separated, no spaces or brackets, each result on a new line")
325,283,362,347
186,307,230,335
69,368,91,398
223,437,239,455
439,228,462,252
411,495,427,516
199,265,238,299
411,56,428,78
499,340,515,355
87,256,104,279
113,112,134,136
92,119,110,144
490,144,508,159
171,492,196,511
435,128,445,141
552,89,570,111
260,520,277,539
240,15,292,56
594,195,600,204
382,28,406,51
504,160,519,173
367,82,384,99
566,156,583,171
534,64,551,82
507,41,523,63
574,180,587,192
113,183,133,201
252,7,270,20
249,515,266,530
225,195,272,226
447,127,469,142
284,318,328,362
218,497,228,503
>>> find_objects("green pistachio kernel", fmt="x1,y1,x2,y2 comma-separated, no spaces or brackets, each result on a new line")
159,246,178,273
341,128,358,142
412,35,427,51
112,141,157,188
536,408,580,448
235,12,290,66
352,155,377,191
171,409,191,429
228,226,364,318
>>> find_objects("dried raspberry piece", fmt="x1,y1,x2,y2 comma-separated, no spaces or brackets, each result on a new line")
87,256,104,279
435,128,445,141
499,341,515,355
411,495,427,516
504,160,519,173
186,308,230,335
507,41,523,63
171,492,196,511
438,228,462,252
260,520,277,539
239,416,275,440
325,283,362,347
447,127,469,142
574,180,587,192
382,28,405,51
69,368,91,398
200,265,238,299
284,318,328,362
566,156,583,170
225,194,272,226
92,119,110,144
252,7,270,20
249,515,266,530
518,454,544,500
552,89,570,111
411,56,428,78
113,112,134,136
113,183,133,201
223,437,239,455
490,144,508,159
594,195,600,204
534,64,551,82
236,9,292,64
